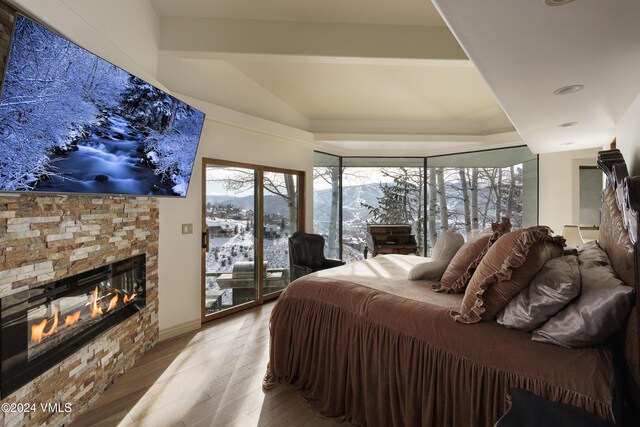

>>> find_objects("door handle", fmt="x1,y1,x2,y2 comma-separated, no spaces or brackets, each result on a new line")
201,231,209,250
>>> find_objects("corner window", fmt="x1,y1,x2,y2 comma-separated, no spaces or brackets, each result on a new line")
313,146,538,260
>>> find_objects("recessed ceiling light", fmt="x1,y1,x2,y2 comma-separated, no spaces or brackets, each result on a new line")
561,142,575,146
554,85,584,95
545,0,576,6
559,122,578,127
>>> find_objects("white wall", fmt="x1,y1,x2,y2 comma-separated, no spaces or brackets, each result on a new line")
60,0,160,77
158,102,314,336
11,0,161,86
11,0,315,337
538,147,600,236
616,92,640,176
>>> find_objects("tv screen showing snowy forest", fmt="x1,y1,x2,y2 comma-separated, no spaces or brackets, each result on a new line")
0,15,205,196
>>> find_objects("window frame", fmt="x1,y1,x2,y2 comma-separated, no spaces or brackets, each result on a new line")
313,145,539,260
201,157,305,324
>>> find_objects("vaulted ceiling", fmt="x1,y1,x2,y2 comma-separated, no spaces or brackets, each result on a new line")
13,0,634,156
147,0,521,155
150,0,446,26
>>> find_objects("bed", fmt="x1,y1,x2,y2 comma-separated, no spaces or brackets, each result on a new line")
263,150,640,427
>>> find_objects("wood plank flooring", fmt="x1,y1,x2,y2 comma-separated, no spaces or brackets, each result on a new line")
70,301,345,427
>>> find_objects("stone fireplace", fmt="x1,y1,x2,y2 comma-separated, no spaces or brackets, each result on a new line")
0,194,159,426
1,254,146,398
0,6,159,426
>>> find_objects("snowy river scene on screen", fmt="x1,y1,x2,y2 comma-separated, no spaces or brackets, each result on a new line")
35,115,174,195
0,14,205,196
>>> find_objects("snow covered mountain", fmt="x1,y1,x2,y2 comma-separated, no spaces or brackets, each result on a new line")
206,194,291,215
313,183,383,224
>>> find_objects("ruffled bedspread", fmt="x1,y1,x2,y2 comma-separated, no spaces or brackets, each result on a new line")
263,255,616,427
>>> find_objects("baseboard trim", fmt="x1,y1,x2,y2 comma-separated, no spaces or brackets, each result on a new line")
159,318,201,342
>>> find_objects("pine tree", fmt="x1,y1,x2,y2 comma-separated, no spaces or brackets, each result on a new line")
361,168,424,251
119,76,188,132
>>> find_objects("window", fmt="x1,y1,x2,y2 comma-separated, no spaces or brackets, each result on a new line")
313,146,538,260
202,159,303,321
579,166,601,227
313,152,341,259
426,146,538,254
341,158,425,262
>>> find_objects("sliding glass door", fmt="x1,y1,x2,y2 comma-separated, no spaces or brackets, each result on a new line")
203,163,259,318
202,159,304,322
262,171,298,296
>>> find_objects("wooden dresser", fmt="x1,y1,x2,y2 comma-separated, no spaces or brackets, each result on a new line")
366,224,418,257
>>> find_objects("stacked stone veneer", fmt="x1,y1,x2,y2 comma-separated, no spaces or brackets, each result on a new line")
0,194,159,427
0,1,13,78
0,6,159,425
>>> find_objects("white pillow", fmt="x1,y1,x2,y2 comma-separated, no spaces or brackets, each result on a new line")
408,230,464,280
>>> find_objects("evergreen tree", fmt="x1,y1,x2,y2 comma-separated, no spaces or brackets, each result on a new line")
361,168,424,251
119,75,188,132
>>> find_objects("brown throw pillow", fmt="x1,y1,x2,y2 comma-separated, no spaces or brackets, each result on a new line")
452,226,565,324
437,217,512,293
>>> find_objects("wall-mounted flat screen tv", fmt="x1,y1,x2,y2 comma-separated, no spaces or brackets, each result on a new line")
0,14,205,196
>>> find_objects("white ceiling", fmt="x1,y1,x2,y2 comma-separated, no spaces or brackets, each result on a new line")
148,0,520,155
150,0,447,27
433,0,640,153
18,0,632,155
228,60,511,128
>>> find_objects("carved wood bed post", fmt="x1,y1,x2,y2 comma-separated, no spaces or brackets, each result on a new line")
596,149,640,424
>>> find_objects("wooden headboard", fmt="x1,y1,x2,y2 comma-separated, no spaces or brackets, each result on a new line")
596,149,640,423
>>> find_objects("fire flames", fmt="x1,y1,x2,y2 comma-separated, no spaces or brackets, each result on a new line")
123,293,137,304
31,307,59,343
30,287,138,344
90,287,104,319
64,310,81,327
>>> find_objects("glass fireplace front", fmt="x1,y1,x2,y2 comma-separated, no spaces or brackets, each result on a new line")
1,254,146,398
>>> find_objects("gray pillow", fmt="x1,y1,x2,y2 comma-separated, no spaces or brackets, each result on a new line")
497,255,581,331
532,241,635,348
408,230,464,280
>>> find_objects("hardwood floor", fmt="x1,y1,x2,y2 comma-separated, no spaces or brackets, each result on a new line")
70,301,344,427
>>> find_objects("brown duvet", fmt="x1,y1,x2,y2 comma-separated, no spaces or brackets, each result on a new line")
263,255,616,427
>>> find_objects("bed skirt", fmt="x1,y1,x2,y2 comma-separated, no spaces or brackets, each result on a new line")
263,277,615,427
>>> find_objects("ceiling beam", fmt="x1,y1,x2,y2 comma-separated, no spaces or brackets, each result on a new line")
315,130,522,144
159,17,467,61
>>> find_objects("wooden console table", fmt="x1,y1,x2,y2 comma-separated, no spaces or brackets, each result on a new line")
366,224,418,257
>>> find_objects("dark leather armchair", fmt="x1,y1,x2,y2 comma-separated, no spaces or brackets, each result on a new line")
288,231,345,281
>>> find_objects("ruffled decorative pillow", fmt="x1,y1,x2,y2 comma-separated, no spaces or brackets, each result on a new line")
452,226,565,324
437,217,512,293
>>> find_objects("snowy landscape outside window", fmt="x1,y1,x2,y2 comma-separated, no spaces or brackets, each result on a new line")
203,161,302,317
341,158,425,263
426,147,538,255
313,152,341,259
312,146,538,261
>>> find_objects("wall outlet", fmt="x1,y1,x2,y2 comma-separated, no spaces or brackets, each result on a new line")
181,223,193,235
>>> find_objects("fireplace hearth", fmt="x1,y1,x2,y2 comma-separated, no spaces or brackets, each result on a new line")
0,254,146,398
